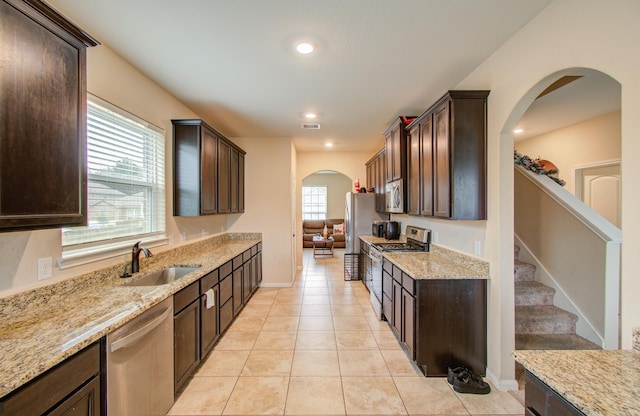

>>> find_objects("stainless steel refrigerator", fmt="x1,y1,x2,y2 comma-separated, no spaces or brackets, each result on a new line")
345,192,389,253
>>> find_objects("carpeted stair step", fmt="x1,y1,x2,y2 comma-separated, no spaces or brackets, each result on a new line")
515,281,555,306
514,260,536,282
515,333,601,350
515,305,577,334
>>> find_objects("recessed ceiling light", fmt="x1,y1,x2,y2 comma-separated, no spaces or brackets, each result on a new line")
513,128,524,134
296,41,315,55
305,112,317,119
325,143,333,148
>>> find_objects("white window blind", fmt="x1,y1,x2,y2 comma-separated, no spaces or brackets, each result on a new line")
302,186,327,220
62,95,166,249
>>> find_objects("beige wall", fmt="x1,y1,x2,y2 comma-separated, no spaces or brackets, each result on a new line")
452,0,640,390
515,111,621,193
302,172,352,219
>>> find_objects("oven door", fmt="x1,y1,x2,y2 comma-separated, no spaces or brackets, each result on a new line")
385,179,403,213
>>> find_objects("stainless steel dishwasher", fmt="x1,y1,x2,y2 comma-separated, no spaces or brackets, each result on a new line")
107,296,174,416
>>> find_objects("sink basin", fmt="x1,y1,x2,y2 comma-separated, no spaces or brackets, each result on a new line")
124,266,200,286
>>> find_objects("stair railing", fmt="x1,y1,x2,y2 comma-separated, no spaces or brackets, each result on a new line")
514,165,621,349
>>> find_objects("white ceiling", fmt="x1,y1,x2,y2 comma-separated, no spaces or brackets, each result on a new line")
45,0,588,153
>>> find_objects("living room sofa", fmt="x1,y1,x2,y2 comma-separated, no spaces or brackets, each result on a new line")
302,219,346,248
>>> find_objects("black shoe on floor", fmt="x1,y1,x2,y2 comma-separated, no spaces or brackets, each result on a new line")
452,372,491,394
447,366,468,385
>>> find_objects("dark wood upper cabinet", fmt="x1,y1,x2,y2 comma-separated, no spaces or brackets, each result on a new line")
365,148,387,214
406,91,489,220
0,0,98,231
172,119,245,216
384,116,413,184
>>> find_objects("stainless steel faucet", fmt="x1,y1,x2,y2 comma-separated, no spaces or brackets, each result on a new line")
131,241,153,273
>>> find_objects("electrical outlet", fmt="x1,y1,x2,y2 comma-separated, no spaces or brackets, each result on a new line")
432,231,439,243
37,257,53,280
180,232,187,242
474,241,482,256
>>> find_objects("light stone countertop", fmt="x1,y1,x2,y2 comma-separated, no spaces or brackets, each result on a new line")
0,233,261,398
513,349,640,415
359,235,489,280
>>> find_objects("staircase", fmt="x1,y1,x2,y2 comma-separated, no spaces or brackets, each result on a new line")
514,245,600,384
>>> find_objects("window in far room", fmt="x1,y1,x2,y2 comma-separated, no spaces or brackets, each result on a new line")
302,186,327,220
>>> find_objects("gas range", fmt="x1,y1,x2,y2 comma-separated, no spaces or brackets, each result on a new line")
371,225,431,253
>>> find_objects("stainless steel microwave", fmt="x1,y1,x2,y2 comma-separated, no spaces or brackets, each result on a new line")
385,179,403,213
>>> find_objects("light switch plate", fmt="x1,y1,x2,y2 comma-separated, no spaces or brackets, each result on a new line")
37,257,53,280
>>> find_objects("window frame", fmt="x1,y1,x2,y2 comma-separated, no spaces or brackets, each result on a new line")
302,186,327,220
59,95,167,269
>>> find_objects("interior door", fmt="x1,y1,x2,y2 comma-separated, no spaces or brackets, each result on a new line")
578,163,621,228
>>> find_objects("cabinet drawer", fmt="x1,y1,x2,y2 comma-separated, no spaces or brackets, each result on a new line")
402,273,415,295
0,341,101,415
200,269,219,293
392,265,402,281
525,371,550,415
219,260,233,279
382,258,392,274
251,244,258,256
243,249,251,263
174,281,200,313
219,274,232,305
233,254,243,270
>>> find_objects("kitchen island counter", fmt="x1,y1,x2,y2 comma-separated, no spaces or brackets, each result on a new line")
0,233,261,398
514,349,640,415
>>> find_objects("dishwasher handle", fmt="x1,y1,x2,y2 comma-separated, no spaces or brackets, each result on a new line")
110,305,172,353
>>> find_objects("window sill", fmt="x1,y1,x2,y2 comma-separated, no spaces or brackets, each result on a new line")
58,235,169,270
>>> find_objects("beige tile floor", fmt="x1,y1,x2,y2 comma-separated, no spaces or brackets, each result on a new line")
169,249,524,415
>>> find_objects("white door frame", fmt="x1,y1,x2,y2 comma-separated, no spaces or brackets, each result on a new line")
572,159,621,199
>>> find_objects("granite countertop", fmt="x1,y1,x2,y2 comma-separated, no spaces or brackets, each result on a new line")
514,349,640,415
359,235,489,280
0,233,261,398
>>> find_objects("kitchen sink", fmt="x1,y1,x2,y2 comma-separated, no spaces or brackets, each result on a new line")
124,266,200,286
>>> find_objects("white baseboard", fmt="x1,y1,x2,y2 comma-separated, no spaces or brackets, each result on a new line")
486,367,519,392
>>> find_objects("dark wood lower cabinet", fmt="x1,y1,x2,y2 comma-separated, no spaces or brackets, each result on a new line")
0,341,103,415
382,259,487,377
174,282,200,393
525,371,584,415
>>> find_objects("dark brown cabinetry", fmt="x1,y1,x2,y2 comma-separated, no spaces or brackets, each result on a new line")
0,0,98,231
365,148,387,213
384,116,414,183
0,340,103,415
406,91,489,220
382,258,486,376
175,243,262,390
200,269,220,357
525,371,584,415
173,281,200,393
172,119,245,216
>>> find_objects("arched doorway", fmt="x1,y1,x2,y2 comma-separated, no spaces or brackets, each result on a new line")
509,68,621,362
301,170,352,220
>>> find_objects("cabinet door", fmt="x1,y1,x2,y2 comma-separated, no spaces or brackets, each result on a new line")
48,375,101,416
376,151,387,212
407,124,421,215
238,153,245,212
200,286,219,357
243,261,252,303
174,300,200,393
402,289,415,359
232,267,243,315
433,101,451,218
218,139,231,214
391,279,402,338
420,115,434,216
0,1,94,230
201,128,218,214
391,125,403,181
230,148,239,213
